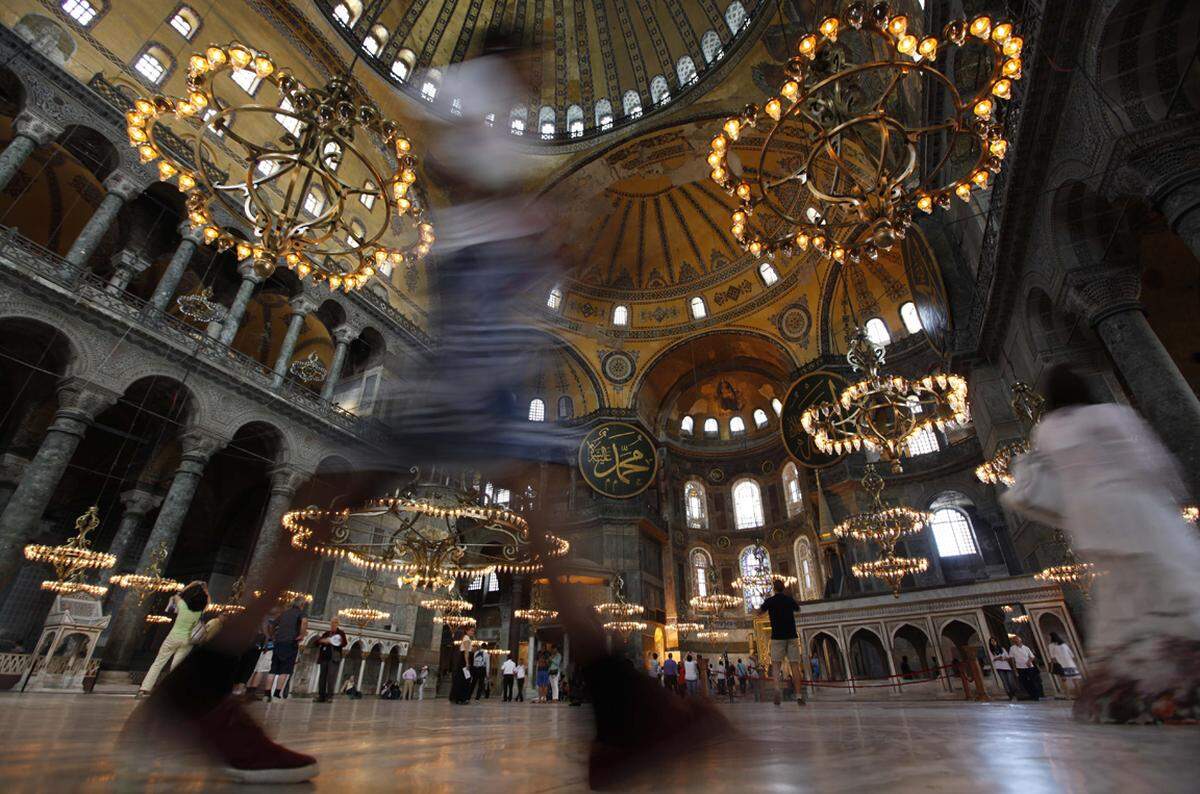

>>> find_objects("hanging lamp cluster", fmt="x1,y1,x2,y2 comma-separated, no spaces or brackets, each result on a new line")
24,506,115,598
975,382,1044,486
838,465,930,597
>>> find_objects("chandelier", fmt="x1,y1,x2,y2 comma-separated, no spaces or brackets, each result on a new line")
175,286,226,323
1034,528,1098,596
420,595,471,613
286,477,568,589
706,2,1022,262
204,575,247,616
252,588,313,606
338,575,389,629
594,573,646,635
975,382,1044,486
696,630,730,642
514,607,559,626
603,620,648,638
125,42,434,291
669,619,705,639
730,539,797,608
145,614,172,624
24,506,115,598
109,543,183,602
421,587,475,631
433,613,477,630
289,352,328,384
801,327,968,472
1182,506,1197,524
838,465,929,596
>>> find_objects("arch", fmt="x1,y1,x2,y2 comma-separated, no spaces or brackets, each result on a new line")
612,304,629,326
546,286,563,310
566,104,584,138
167,5,202,40
781,461,802,517
689,296,707,319
556,395,574,420
792,535,819,600
133,43,174,86
689,547,713,598
899,301,921,334
594,98,614,130
701,30,724,63
59,0,106,27
1048,181,1140,273
527,397,545,422
864,317,891,346
650,75,671,106
57,125,120,183
538,105,556,139
684,479,707,529
729,415,745,435
676,56,698,87
362,24,389,57
753,407,769,429
391,48,416,82
939,619,982,670
928,492,980,558
622,90,643,119
738,544,771,610
757,261,779,286
848,628,890,680
680,415,694,436
731,478,763,530
331,0,363,26
703,417,718,437
725,1,748,35
891,624,933,677
809,631,846,680
509,106,527,135
14,14,76,66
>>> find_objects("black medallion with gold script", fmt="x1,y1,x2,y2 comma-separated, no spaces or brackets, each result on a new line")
578,422,658,499
781,370,851,469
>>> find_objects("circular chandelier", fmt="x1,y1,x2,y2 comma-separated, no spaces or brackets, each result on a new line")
252,588,313,606
689,592,742,614
285,477,568,589
203,575,247,616
669,619,705,638
433,613,477,630
801,327,969,472
975,382,1044,486
514,607,559,626
706,2,1022,263
1034,528,1098,595
289,352,328,384
594,573,645,620
109,543,183,601
24,506,115,598
420,596,472,613
338,575,389,628
145,614,172,625
695,630,730,642
840,465,929,597
176,286,226,323
603,620,648,637
125,42,435,291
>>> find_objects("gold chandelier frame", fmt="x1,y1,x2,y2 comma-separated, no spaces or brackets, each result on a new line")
839,465,930,596
975,382,1044,486
24,506,115,598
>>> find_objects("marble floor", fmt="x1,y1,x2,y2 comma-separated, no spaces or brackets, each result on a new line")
0,693,1196,793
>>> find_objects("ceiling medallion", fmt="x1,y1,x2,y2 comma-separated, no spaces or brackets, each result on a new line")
975,382,1044,486
23,506,115,599
125,42,434,291
706,3,1023,263
800,327,969,473
837,465,930,597
600,350,636,385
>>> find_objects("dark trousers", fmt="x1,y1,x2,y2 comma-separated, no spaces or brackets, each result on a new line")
516,678,525,701
502,674,515,701
317,657,336,701
1017,667,1043,700
664,676,677,693
471,666,487,699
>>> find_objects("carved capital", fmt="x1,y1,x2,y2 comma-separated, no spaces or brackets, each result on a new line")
176,221,207,244
119,488,163,516
236,259,267,284
1066,266,1143,327
13,110,63,146
268,466,312,496
54,378,119,421
332,324,360,345
289,294,320,316
110,249,153,275
177,429,227,463
102,171,143,202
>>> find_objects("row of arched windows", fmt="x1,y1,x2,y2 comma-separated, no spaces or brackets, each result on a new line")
684,465,802,531
864,302,924,347
527,397,575,421
680,399,782,439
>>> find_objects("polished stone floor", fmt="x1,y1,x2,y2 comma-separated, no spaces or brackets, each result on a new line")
0,693,1196,792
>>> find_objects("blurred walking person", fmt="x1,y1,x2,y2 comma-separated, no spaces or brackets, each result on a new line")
139,581,209,696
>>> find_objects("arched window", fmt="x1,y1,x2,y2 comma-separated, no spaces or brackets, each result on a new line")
538,106,556,139
303,188,325,216
900,301,922,334
701,30,724,63
595,98,614,130
703,417,719,437
739,544,771,610
729,416,746,435
725,2,749,35
690,548,713,597
650,75,671,105
805,206,822,224
929,493,979,557
865,317,891,346
680,415,694,436
346,219,365,247
782,461,802,517
557,395,574,419
771,398,783,416
360,181,376,209
62,0,102,27
753,408,769,429
566,105,584,138
623,90,643,119
322,141,342,171
133,45,172,85
528,398,546,422
331,1,362,26
546,286,563,310
169,6,201,39
732,478,764,529
690,296,707,319
510,106,527,135
450,97,463,116
362,25,388,56
684,480,708,529
758,261,779,286
793,536,820,601
276,97,303,136
390,59,409,81
612,305,629,326
231,67,261,95
905,396,939,456
421,77,438,101
677,56,698,87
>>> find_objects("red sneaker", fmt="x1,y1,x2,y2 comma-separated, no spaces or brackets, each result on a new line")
197,699,319,784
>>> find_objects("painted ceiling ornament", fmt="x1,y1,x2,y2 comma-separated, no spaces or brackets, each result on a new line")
24,506,116,599
706,2,1023,263
123,42,434,292
773,300,813,344
578,422,658,499
836,465,930,597
600,349,636,385
976,381,1044,486
800,327,969,473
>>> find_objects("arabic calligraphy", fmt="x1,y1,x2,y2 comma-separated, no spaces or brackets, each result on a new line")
579,422,658,499
781,370,851,468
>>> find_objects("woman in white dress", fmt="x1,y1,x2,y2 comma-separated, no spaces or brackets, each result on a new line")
1002,365,1200,724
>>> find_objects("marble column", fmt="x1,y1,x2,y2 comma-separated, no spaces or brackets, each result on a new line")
63,172,141,275
105,430,225,667
214,260,265,345
0,111,61,193
0,379,116,593
271,295,318,388
149,223,206,312
243,466,311,591
1069,266,1200,497
1146,175,1200,264
0,454,30,519
107,488,163,573
320,326,357,402
106,249,153,295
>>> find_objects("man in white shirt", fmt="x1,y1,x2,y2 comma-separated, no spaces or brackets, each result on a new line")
472,647,489,700
401,666,418,700
683,654,700,696
500,653,518,701
1009,636,1042,700
514,660,527,702
418,665,429,700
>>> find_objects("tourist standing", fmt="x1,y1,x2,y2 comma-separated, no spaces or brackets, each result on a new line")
988,637,1018,701
314,618,347,703
1009,636,1041,700
662,653,678,694
471,646,489,700
684,654,699,696
548,643,563,702
1048,633,1082,699
402,665,418,700
810,652,821,682
535,650,550,702
736,658,748,694
698,654,710,697
267,596,307,701
648,652,661,682
418,665,429,700
501,653,517,701
450,628,475,705
515,659,527,701
758,579,805,706
139,581,209,696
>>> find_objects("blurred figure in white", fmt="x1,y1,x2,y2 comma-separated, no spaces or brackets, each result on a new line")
1003,364,1200,724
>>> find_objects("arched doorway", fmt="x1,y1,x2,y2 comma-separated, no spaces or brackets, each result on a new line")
892,624,934,678
848,628,890,680
809,632,845,681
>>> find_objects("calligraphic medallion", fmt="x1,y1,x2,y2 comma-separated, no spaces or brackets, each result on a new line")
781,369,851,469
578,422,658,499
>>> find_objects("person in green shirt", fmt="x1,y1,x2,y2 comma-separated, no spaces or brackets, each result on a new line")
139,581,209,696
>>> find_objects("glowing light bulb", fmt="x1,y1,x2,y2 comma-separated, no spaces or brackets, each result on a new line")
989,138,1008,158
157,161,178,180
888,16,908,36
723,118,740,140
795,233,809,249
991,22,1013,42
917,195,933,213
971,170,989,188
177,173,196,192
765,98,782,121
992,79,1012,99
236,243,253,260
205,47,227,67
135,99,155,116
229,46,253,69
203,226,220,242
955,183,972,202
707,152,723,168
254,56,274,78
974,98,993,119
711,135,727,152
897,35,917,55
176,101,196,116
969,16,992,39
127,126,148,143
736,182,752,200
782,80,799,100
1003,57,1022,78
137,145,158,163
918,37,938,60
819,17,839,39
189,55,209,74
798,34,818,57
1003,36,1024,57
189,91,208,109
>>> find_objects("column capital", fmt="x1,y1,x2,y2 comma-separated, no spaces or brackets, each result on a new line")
110,249,153,275
55,378,119,421
102,172,143,202
268,465,312,495
237,259,267,284
119,488,163,516
332,324,360,345
289,293,320,316
13,110,63,146
1065,266,1143,327
176,221,207,244
177,429,227,464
